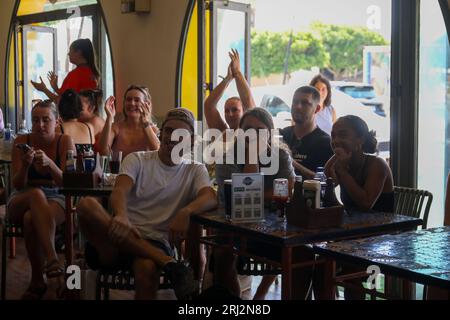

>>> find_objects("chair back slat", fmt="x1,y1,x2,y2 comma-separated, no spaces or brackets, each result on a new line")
393,186,433,229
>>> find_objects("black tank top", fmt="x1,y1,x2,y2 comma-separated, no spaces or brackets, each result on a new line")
27,134,63,181
60,122,94,155
341,188,394,213
340,156,394,213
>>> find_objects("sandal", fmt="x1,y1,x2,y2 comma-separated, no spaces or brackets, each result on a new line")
21,283,47,300
44,259,65,278
44,259,66,299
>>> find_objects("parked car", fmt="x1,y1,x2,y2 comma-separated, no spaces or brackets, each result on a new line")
251,84,390,155
331,81,386,117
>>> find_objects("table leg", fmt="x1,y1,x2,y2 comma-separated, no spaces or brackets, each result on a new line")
281,247,292,300
3,164,15,259
65,195,73,267
320,258,336,300
187,222,202,282
8,236,15,259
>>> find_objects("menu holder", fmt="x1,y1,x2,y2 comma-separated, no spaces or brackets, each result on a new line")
286,197,344,229
63,153,102,188
231,173,264,222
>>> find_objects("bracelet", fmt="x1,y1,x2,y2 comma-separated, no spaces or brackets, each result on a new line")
142,121,157,130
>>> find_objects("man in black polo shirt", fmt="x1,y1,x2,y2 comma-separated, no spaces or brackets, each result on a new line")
280,85,333,179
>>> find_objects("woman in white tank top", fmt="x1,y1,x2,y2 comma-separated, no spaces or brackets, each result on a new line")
310,74,336,136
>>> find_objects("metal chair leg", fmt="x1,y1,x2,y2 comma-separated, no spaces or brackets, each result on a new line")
103,287,110,300
9,235,16,259
1,225,7,300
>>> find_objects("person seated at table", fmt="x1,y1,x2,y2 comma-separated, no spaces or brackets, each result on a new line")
56,89,95,156
323,115,394,300
79,89,105,145
76,108,218,300
97,85,160,159
214,107,296,300
215,107,295,205
280,85,333,179
8,100,75,299
325,115,394,212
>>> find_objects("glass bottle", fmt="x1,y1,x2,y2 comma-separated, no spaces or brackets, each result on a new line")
65,150,76,172
4,123,12,141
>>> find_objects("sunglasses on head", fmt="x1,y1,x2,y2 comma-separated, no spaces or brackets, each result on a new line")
31,99,52,109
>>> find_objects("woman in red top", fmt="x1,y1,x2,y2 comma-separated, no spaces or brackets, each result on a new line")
31,38,99,102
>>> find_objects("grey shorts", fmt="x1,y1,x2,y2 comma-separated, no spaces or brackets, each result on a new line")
7,186,66,212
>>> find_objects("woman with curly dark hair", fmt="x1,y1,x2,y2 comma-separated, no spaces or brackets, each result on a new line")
325,115,393,213
97,85,160,158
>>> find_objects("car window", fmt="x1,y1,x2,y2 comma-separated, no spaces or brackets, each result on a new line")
339,86,376,99
262,94,290,116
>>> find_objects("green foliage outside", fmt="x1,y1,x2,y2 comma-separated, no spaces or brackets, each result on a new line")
251,22,388,79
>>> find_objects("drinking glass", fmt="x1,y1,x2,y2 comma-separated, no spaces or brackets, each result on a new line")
273,178,289,221
109,151,122,174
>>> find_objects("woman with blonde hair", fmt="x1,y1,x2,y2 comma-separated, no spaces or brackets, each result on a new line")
98,85,160,158
8,100,75,299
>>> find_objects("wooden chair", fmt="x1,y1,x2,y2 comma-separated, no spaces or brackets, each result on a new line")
95,268,172,300
384,186,433,299
1,219,23,300
393,186,433,228
1,208,79,300
94,243,184,300
333,186,433,300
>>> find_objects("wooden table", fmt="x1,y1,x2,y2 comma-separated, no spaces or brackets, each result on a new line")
314,226,450,297
190,210,422,300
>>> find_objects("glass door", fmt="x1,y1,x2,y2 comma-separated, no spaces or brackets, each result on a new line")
210,0,251,102
21,25,57,130
417,0,450,228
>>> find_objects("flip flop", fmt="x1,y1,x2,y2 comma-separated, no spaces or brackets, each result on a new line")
44,259,66,299
44,259,65,278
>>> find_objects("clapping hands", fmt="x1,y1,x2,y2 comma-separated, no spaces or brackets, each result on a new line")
104,96,116,120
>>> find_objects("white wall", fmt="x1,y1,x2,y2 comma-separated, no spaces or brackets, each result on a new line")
99,0,189,118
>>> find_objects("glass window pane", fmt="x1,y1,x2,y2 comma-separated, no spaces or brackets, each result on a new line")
43,17,94,79
18,0,97,16
24,29,55,127
216,8,246,84
230,0,391,159
215,8,247,110
105,33,114,100
417,0,449,228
